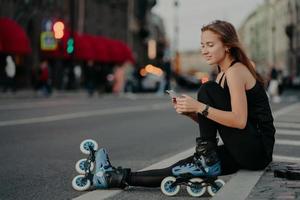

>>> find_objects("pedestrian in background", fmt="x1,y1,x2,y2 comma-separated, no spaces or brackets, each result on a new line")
112,65,125,95
267,66,281,103
37,60,51,97
3,55,16,93
123,62,136,93
85,60,96,97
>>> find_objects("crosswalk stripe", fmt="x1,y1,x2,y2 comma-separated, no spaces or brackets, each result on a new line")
273,103,300,118
279,113,300,117
276,139,300,146
273,155,300,163
275,122,300,129
276,129,300,136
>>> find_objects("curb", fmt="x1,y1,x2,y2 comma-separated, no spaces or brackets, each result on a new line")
212,170,264,200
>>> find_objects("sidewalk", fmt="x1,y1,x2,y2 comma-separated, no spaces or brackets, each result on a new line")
246,162,300,200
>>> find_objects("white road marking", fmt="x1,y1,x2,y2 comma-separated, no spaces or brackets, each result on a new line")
272,103,300,118
275,139,300,146
278,113,300,117
276,129,300,136
273,155,300,163
275,122,300,129
0,103,170,127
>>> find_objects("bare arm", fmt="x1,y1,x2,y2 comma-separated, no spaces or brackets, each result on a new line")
175,66,248,129
204,67,247,129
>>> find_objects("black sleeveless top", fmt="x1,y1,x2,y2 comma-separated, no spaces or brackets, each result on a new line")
217,61,275,161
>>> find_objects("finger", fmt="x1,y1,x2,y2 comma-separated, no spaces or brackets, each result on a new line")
181,94,190,98
177,95,185,99
176,104,184,109
177,107,186,113
176,98,185,104
175,109,182,114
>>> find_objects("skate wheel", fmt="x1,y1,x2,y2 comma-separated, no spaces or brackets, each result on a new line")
160,176,180,196
186,178,206,197
72,175,91,191
75,158,94,174
80,139,98,154
207,179,225,196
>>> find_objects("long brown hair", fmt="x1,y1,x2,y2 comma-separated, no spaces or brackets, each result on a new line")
201,20,264,85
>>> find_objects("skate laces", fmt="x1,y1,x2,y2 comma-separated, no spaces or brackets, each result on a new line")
193,154,209,173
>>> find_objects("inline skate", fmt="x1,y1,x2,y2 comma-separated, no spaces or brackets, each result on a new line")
72,139,130,191
160,138,225,197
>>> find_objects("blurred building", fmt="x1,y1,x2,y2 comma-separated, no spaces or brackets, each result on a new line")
0,0,167,89
85,0,166,65
239,0,300,81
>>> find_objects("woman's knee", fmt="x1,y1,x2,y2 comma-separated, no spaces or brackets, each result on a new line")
197,81,227,104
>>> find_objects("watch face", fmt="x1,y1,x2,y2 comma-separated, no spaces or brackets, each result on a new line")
202,110,208,117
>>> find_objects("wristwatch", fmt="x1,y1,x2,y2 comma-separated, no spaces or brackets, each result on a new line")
201,104,209,117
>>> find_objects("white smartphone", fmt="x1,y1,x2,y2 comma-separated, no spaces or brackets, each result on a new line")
166,90,178,99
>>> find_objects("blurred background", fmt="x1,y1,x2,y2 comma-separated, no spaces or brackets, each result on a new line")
1,0,299,97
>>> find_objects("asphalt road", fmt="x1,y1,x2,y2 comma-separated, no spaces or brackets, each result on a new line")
0,90,300,200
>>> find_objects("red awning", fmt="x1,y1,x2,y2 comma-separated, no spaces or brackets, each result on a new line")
0,40,3,51
108,39,135,64
0,17,31,55
91,36,111,63
105,39,121,64
74,34,95,60
118,40,135,64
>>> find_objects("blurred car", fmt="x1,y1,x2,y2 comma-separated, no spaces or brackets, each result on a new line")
175,73,202,90
124,64,164,93
124,73,163,93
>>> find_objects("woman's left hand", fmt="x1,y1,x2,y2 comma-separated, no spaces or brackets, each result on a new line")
175,94,203,113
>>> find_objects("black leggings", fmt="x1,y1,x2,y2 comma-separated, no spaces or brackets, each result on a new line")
127,81,269,187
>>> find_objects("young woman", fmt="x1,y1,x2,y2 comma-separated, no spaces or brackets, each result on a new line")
85,20,275,190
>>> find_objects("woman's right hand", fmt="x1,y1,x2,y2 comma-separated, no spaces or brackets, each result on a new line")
172,97,198,122
172,97,195,116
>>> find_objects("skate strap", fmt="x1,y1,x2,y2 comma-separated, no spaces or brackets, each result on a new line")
218,73,225,85
217,60,237,86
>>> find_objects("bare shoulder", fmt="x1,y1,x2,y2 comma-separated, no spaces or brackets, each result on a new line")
225,62,248,79
226,62,256,89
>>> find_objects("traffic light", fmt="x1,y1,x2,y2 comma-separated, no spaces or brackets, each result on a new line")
66,37,74,54
53,21,64,39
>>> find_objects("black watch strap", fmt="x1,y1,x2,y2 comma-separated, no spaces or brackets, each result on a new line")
202,104,209,117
